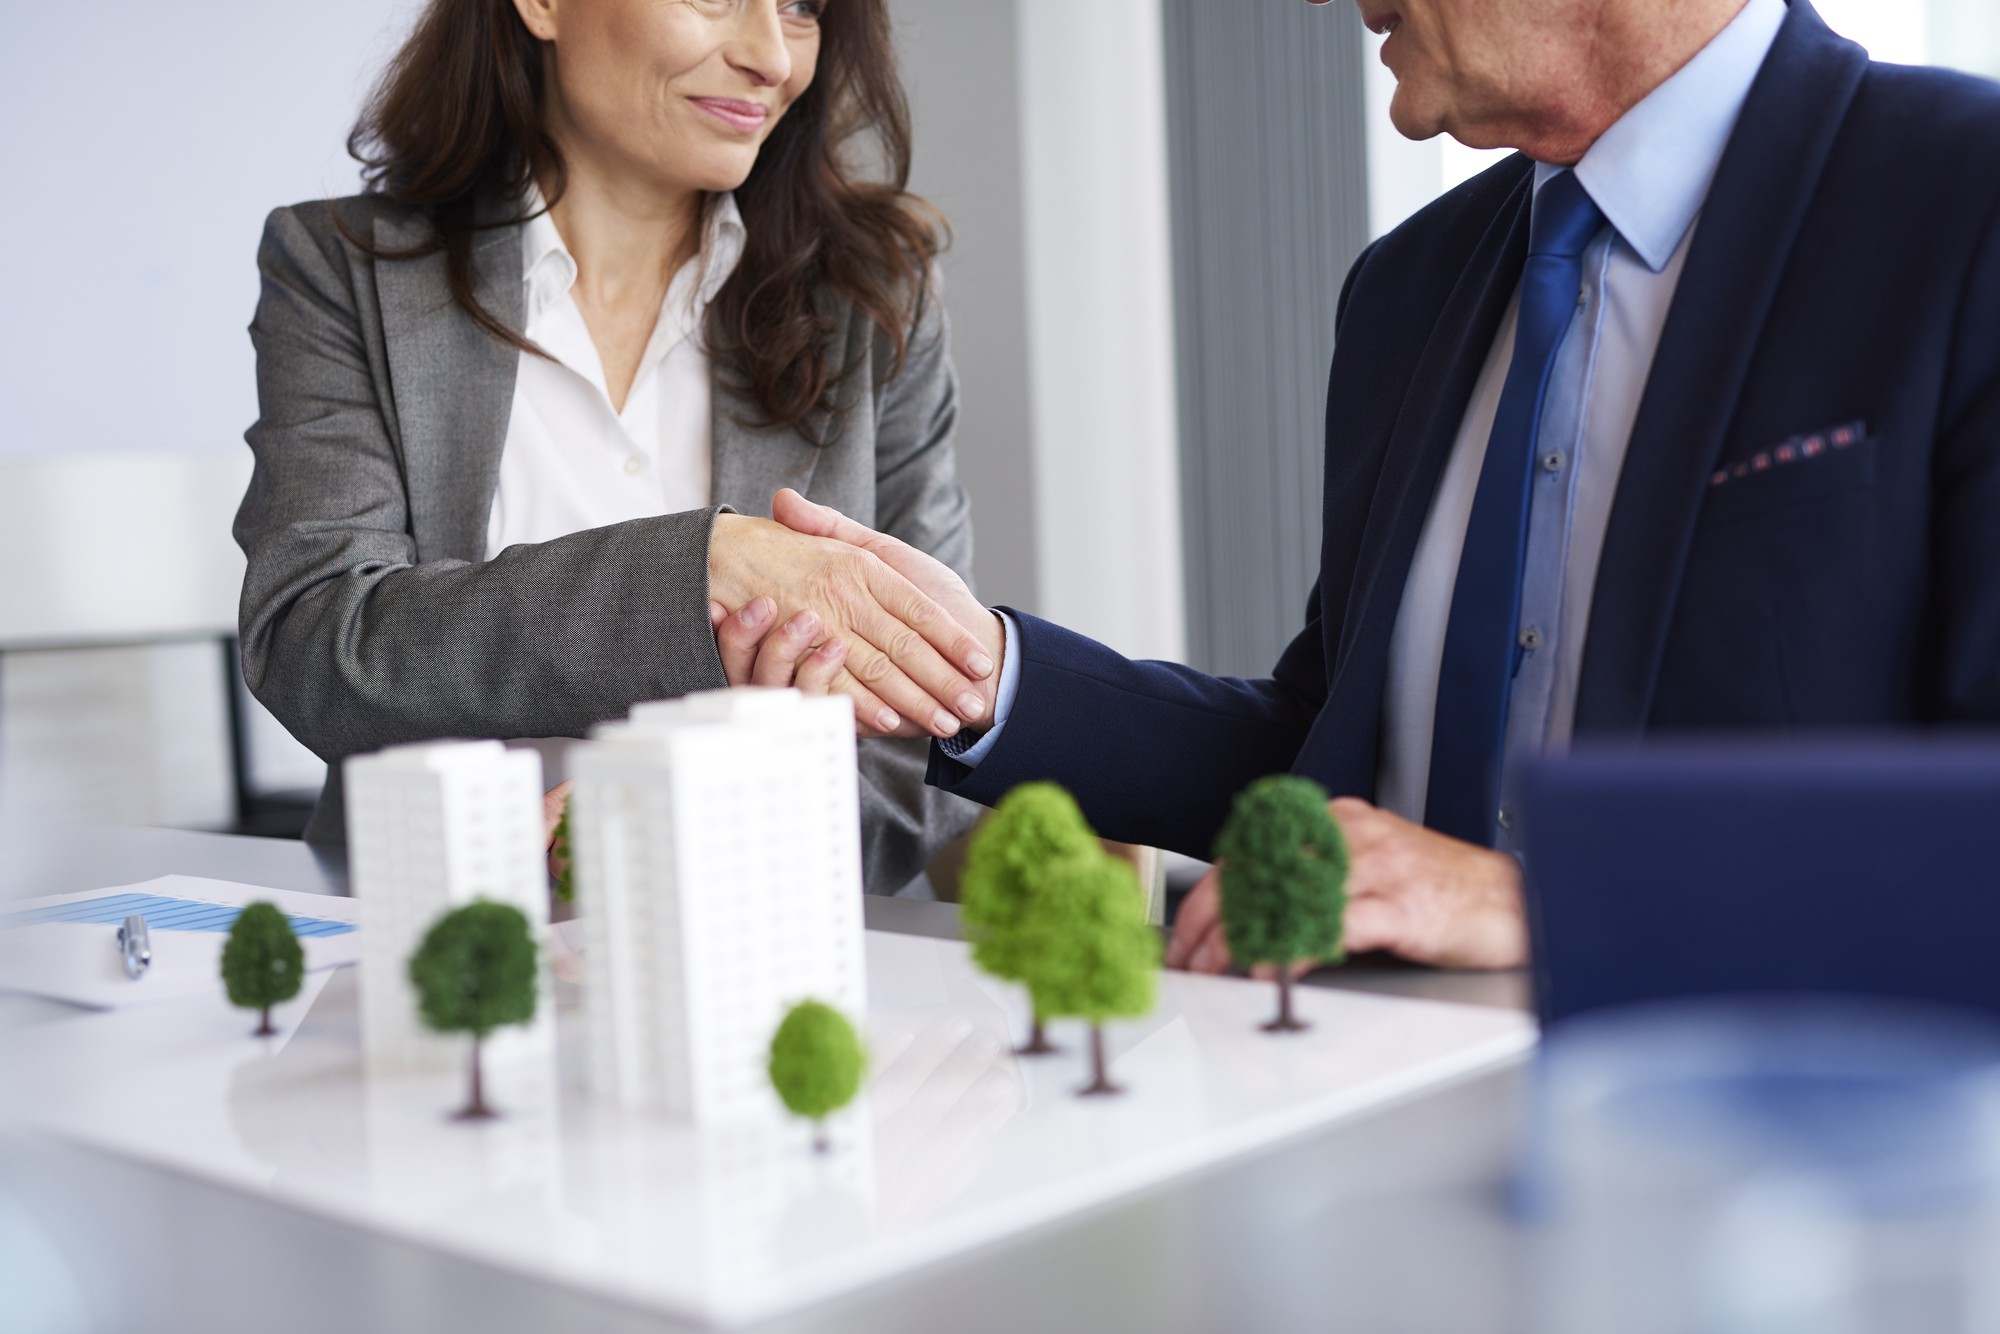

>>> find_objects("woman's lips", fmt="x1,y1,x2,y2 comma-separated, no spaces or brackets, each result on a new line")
690,97,770,134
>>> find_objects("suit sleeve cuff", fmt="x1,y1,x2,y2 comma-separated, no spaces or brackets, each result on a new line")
936,610,1021,767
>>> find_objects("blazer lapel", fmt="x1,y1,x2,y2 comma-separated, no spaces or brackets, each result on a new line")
1575,1,1870,733
1296,167,1535,792
709,378,826,518
1330,170,1534,680
374,211,523,562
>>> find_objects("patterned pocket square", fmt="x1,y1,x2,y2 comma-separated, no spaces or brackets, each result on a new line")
1710,420,1866,488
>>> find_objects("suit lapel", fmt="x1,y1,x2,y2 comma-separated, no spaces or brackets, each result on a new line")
375,211,523,562
1294,167,1535,792
1331,170,1534,681
1575,1,1870,733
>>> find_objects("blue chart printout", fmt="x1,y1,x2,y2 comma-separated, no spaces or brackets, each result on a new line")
2,891,357,938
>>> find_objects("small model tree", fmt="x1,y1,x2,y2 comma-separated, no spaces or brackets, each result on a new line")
1213,775,1349,1034
550,798,575,903
408,901,539,1121
1019,851,1159,1096
220,901,305,1037
959,782,1101,1055
768,1000,868,1153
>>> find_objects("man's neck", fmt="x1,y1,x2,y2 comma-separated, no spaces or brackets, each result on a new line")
1482,0,1751,165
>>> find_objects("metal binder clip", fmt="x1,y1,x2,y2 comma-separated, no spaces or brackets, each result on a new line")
116,914,151,979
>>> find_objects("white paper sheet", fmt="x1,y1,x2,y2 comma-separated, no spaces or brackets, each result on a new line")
0,876,358,1010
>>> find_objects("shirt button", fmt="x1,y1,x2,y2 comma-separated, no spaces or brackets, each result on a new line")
1540,450,1566,474
623,456,646,476
1497,807,1516,831
1518,626,1544,652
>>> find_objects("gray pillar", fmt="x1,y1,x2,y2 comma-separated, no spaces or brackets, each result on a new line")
1163,2,1372,675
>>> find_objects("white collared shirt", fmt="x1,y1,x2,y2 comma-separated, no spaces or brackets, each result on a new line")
484,191,747,558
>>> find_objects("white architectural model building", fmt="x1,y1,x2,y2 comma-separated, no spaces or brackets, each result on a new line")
570,688,867,1123
344,739,552,1074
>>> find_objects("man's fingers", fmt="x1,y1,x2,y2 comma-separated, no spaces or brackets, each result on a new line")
773,488,894,555
1166,869,1222,968
1188,926,1234,975
1343,895,1407,957
715,596,776,686
861,560,996,684
750,610,823,687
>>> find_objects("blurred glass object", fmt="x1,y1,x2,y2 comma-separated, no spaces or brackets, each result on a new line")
1529,999,2000,1334
0,1167,94,1334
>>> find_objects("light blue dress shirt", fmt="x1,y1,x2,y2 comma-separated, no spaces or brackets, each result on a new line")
1378,0,1785,844
955,0,1787,797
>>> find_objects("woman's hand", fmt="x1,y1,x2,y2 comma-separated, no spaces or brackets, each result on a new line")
707,511,996,739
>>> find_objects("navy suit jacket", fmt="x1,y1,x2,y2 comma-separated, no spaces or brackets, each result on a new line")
931,1,2000,859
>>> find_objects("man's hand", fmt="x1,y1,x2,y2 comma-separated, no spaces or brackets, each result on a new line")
707,509,996,739
711,491,1007,736
1165,797,1527,973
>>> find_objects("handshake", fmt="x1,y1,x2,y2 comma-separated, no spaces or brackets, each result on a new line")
705,488,1004,741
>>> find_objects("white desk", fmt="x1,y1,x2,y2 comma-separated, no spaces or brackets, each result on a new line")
0,828,1540,1334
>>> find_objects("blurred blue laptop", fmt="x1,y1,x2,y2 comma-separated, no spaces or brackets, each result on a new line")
1520,739,2000,1028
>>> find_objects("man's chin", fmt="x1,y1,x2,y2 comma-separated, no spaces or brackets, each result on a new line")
1387,85,1451,145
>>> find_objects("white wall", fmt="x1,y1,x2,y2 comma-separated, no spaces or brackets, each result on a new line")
1363,0,1999,241
1016,0,1187,663
0,1,419,458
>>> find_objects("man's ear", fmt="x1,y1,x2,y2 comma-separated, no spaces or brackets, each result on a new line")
511,0,558,43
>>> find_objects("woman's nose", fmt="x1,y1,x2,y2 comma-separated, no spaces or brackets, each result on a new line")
724,3,794,89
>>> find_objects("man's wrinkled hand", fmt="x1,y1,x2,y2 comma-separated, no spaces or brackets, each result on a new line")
706,506,996,739
1165,797,1527,974
735,489,1006,729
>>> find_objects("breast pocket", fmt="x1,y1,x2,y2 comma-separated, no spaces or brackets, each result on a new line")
1695,430,1881,531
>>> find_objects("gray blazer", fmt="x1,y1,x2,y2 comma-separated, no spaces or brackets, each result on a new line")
235,195,980,891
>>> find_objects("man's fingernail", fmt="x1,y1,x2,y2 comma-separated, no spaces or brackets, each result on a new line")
933,710,959,736
819,639,847,659
877,709,901,731
957,693,984,720
968,652,995,678
789,611,819,637
741,599,773,627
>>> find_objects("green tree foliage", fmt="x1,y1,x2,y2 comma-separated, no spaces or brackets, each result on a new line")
220,901,305,1037
1214,775,1349,1033
1018,851,1160,1095
768,1000,868,1152
959,782,1100,1054
408,902,538,1120
551,800,575,903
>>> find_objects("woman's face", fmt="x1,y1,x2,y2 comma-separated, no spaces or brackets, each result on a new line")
517,0,825,195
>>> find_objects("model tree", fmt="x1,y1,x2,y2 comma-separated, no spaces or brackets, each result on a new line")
768,1000,868,1153
1020,850,1159,1096
1213,775,1349,1034
550,797,575,903
408,901,539,1121
959,782,1101,1055
220,901,305,1037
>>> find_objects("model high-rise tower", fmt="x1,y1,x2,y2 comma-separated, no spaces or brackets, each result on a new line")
344,739,551,1074
570,688,866,1123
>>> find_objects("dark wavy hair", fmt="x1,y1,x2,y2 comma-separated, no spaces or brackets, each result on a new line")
345,0,944,438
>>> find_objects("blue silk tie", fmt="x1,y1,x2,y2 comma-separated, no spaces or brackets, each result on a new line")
1425,170,1605,846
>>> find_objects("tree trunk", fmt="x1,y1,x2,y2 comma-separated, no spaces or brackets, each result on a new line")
255,1003,275,1038
1077,1024,1123,1097
1017,1009,1059,1056
456,1036,496,1121
1262,967,1309,1034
